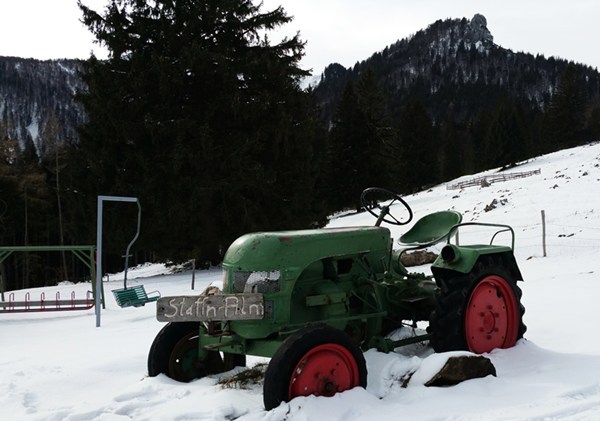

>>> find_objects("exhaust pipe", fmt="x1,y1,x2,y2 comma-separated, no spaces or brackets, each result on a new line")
441,244,461,263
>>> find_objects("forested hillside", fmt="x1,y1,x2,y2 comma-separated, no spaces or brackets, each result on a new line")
1,4,599,291
313,14,600,189
0,57,85,155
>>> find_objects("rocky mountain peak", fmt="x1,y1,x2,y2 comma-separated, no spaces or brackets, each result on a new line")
313,12,600,126
466,14,493,46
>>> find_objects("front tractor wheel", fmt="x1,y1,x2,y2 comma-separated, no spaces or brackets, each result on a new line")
430,256,526,354
147,322,245,382
263,324,367,410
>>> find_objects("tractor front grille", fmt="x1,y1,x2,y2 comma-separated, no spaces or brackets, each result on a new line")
232,270,281,293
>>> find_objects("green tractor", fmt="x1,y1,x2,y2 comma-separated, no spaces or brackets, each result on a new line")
147,188,526,409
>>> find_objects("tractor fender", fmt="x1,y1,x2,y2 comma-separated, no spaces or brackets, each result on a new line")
432,244,523,281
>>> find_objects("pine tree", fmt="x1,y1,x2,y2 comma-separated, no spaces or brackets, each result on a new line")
0,129,21,291
74,0,325,263
396,100,438,192
440,106,463,181
547,63,587,148
7,139,51,288
355,67,396,189
0,133,20,244
483,97,527,169
322,69,396,212
40,114,69,281
584,101,600,141
324,81,370,211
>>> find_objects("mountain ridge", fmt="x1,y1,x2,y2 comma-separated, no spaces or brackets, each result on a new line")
313,14,600,124
2,13,600,157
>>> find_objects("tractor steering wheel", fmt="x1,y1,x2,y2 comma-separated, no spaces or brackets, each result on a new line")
360,187,413,226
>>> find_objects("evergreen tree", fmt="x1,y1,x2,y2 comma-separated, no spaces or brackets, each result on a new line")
324,81,370,211
468,108,494,173
547,63,587,148
354,67,396,189
0,132,20,246
483,97,527,169
323,69,395,212
462,119,477,175
40,114,69,281
440,106,463,181
396,100,438,192
74,0,325,263
3,138,51,289
584,101,600,142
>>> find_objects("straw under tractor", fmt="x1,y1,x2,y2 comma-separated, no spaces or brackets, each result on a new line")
147,187,526,409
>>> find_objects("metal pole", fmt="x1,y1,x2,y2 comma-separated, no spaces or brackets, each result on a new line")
191,259,196,290
95,195,140,327
95,198,103,327
541,209,547,257
123,200,142,289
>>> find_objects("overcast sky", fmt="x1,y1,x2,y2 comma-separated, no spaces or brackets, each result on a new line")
1,0,598,75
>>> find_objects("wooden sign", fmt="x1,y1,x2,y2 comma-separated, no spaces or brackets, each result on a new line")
157,294,265,322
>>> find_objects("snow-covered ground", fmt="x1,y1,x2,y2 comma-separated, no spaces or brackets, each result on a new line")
2,142,600,420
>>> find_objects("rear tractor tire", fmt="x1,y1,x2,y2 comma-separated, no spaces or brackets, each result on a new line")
147,322,246,382
429,255,526,354
263,324,367,410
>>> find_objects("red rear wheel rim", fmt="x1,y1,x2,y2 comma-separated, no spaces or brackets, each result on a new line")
288,343,360,400
465,275,519,353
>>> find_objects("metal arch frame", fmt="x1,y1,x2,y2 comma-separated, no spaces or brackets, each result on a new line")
0,245,98,304
95,195,141,327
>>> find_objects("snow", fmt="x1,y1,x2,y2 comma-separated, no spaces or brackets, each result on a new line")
26,115,39,142
2,142,600,420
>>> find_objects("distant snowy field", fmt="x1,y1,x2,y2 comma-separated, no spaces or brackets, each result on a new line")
1,142,600,420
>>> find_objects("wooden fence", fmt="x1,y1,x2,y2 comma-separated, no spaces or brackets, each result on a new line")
446,169,541,190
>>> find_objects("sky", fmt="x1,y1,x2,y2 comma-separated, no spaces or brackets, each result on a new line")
1,0,599,76
2,141,600,419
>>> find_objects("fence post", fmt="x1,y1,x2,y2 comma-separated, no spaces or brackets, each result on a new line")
541,210,547,257
191,259,196,290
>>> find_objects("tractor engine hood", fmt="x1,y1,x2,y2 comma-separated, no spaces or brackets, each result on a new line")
222,226,392,278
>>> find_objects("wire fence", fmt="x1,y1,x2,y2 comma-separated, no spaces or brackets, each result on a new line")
454,215,600,256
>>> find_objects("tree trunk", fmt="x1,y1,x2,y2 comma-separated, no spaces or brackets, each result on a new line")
23,188,29,289
56,147,68,281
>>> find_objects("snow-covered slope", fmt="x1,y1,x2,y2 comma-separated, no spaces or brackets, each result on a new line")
1,142,600,420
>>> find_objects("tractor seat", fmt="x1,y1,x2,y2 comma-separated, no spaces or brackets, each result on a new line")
398,210,462,248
